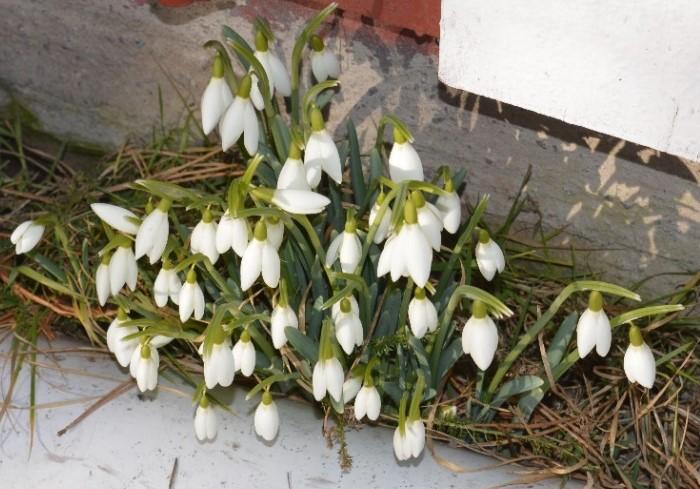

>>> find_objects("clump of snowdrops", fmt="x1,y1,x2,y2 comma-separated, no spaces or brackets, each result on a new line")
8,3,685,463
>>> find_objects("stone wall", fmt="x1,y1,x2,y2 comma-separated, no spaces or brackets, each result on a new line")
1,0,698,294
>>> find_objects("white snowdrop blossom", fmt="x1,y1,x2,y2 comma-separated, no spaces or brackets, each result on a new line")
109,242,138,296
254,391,280,441
178,268,205,322
461,300,498,371
332,297,363,355
412,190,443,252
253,31,291,98
312,357,344,403
194,397,217,441
106,310,139,367
388,128,423,183
95,256,111,306
277,143,310,190
369,195,392,244
377,200,433,288
190,209,219,264
408,287,438,339
624,325,656,389
200,53,233,135
129,343,159,392
342,376,363,404
354,383,381,421
325,218,361,273
270,188,331,215
240,220,280,291
91,203,139,235
153,261,181,308
220,74,259,155
304,107,342,187
475,230,505,282
232,330,256,377
270,302,298,350
199,335,235,389
309,34,340,82
435,179,461,234
215,211,249,258
265,217,284,249
394,419,426,461
10,220,45,255
134,200,170,265
576,291,612,358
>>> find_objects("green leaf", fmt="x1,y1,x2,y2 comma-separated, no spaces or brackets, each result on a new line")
31,254,67,283
134,179,201,203
546,312,578,367
610,304,684,328
435,337,463,383
346,119,366,206
221,25,254,69
245,372,300,401
285,327,319,362
15,266,79,299
484,375,543,414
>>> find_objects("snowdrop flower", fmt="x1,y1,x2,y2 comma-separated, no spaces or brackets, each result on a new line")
249,72,265,111
153,260,181,307
270,188,331,215
134,199,170,264
277,142,310,190
240,220,280,291
342,375,363,404
200,52,233,135
270,301,298,349
265,216,284,249
190,209,219,264
10,220,45,255
309,34,340,82
232,329,256,377
408,287,438,339
129,343,159,392
199,331,234,389
576,291,612,358
216,211,249,258
325,216,361,273
304,107,342,187
106,309,139,367
254,391,280,441
220,74,259,155
254,31,291,98
368,192,392,244
178,268,205,322
95,254,111,306
623,325,656,389
91,203,139,235
377,200,433,288
461,300,498,371
475,230,505,282
332,297,363,355
394,377,426,461
388,127,423,183
312,356,344,403
435,178,461,234
354,375,381,421
150,335,173,348
194,397,217,442
109,240,138,296
412,191,443,252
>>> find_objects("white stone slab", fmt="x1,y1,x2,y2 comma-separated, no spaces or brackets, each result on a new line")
0,338,578,488
439,0,700,161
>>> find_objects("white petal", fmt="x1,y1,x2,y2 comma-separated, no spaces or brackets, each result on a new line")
134,210,163,260
404,224,432,288
231,217,250,257
91,203,140,235
199,222,220,264
304,133,324,188
576,309,598,359
393,428,406,461
370,203,392,244
168,271,182,304
153,267,170,307
10,221,32,244
377,234,396,277
266,220,284,249
354,387,368,420
250,74,265,111
389,142,423,182
240,341,256,376
271,305,297,349
310,51,328,82
240,240,263,291
125,249,138,290
193,283,205,320
464,316,498,370
194,406,208,441
335,316,356,355
17,223,44,254
261,243,280,288
243,100,259,155
277,157,310,191
96,264,110,306
417,206,443,252
408,420,425,458
318,131,342,184
254,401,280,441
390,230,409,282
321,49,340,79
436,192,461,234
205,405,218,439
215,214,235,254
267,53,291,96
624,343,656,388
342,377,362,403
595,310,612,357
325,232,343,268
179,283,194,322
475,240,505,281
272,189,330,215
312,362,326,401
220,97,246,151
109,247,128,296
201,77,231,135
339,232,361,273
408,298,428,339
365,386,381,421
324,358,344,403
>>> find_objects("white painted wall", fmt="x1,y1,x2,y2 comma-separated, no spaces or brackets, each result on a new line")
438,0,700,162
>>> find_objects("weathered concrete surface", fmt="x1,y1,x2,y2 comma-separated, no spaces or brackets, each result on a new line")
1,0,698,294
0,337,580,488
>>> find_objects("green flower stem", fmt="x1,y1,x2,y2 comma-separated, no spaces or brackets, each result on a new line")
408,374,425,421
484,280,642,399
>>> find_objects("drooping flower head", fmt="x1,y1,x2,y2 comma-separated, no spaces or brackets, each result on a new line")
153,258,181,308
96,253,111,306
199,325,234,389
388,127,423,183
475,230,505,282
576,290,612,358
194,396,218,442
304,107,342,188
354,360,381,422
411,190,443,252
106,308,139,368
408,286,438,339
461,300,498,371
393,376,425,461
332,297,363,355
254,391,280,441
624,324,656,389
369,190,392,244
253,30,291,98
134,198,170,265
178,267,205,322
11,220,45,255
240,219,280,291
109,236,138,297
216,210,249,258
326,211,362,273
309,34,340,82
190,208,219,265
201,52,233,135
232,328,257,377
220,74,259,155
312,320,344,403
277,141,311,191
129,342,159,392
435,174,461,234
270,282,298,349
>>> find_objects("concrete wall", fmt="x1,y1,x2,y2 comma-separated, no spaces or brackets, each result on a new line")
1,0,698,294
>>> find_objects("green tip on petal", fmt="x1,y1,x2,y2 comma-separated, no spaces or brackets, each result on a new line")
186,268,197,284
629,324,644,346
472,300,487,319
410,190,425,209
237,74,252,98
117,308,128,321
310,107,325,132
140,344,152,359
255,30,269,52
309,34,324,52
588,290,604,312
340,298,351,313
403,200,417,225
288,141,302,160
262,391,273,405
157,198,172,212
414,287,426,300
254,220,268,241
199,395,210,408
393,126,407,144
478,229,490,244
202,208,213,223
212,52,224,78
